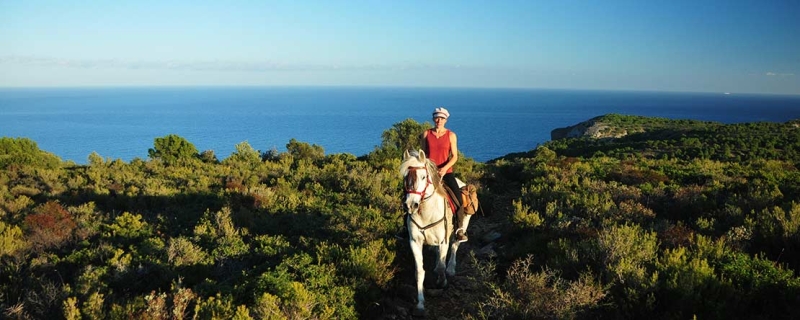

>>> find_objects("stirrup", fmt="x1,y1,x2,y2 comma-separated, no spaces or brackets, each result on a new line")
455,229,468,243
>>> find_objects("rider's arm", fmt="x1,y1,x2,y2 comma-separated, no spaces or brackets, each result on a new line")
439,131,458,174
420,131,428,155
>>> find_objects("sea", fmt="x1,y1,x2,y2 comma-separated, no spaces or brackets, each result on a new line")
1,86,799,164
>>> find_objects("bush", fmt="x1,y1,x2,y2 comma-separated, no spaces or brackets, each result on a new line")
342,240,396,289
168,237,210,267
475,255,606,319
106,212,151,241
0,137,61,169
511,199,543,229
148,134,199,165
595,223,658,286
286,139,325,163
63,297,81,320
226,141,261,164
366,118,428,165
24,201,76,251
0,221,25,256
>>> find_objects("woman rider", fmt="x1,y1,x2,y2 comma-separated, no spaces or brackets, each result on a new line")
422,107,467,242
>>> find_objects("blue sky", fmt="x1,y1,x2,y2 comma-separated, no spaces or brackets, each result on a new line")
1,1,798,94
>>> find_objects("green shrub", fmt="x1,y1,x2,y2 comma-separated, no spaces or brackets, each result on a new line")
63,297,81,320
655,246,724,318
194,293,239,320
0,137,61,169
106,212,151,240
82,291,106,320
475,255,606,319
253,234,292,258
0,221,25,256
511,199,543,229
286,139,324,163
168,237,210,266
252,293,288,320
342,240,396,289
595,223,658,286
148,134,199,165
366,118,428,166
226,141,261,164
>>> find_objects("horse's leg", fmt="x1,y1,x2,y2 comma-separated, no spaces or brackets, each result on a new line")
434,244,448,288
447,214,472,276
410,239,426,316
446,241,459,276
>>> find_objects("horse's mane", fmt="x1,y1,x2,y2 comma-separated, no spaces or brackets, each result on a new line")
400,150,448,198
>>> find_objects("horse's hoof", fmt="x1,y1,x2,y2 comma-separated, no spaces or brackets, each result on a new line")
412,307,426,317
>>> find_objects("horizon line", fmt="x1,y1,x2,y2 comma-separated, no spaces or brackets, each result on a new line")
1,84,797,97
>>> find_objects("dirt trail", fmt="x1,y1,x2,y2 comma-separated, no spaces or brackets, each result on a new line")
379,209,507,320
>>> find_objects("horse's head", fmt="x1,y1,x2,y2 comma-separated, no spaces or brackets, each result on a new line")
401,150,437,214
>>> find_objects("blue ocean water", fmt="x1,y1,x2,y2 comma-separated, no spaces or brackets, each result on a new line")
1,86,799,164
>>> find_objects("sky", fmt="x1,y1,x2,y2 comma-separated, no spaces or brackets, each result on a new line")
1,0,798,94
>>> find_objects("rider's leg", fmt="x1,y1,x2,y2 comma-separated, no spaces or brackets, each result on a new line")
442,173,468,242
442,173,461,210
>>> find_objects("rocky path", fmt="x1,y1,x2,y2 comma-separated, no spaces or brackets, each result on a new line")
379,209,507,320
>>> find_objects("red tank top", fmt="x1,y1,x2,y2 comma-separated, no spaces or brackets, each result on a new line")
425,129,453,174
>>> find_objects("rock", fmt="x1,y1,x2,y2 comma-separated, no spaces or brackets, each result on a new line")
396,306,408,317
477,243,497,259
551,116,628,140
481,231,502,243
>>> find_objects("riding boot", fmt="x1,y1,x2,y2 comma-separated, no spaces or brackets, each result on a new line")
455,212,468,242
453,200,468,242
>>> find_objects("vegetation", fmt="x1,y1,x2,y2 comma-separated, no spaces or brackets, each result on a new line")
485,114,800,319
1,114,799,319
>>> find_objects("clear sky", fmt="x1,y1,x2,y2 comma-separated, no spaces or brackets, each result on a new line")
1,0,798,94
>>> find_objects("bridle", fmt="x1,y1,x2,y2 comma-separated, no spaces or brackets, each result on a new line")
405,166,434,203
404,165,447,232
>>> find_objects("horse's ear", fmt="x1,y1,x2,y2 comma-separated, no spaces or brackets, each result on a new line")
404,150,411,159
418,149,426,162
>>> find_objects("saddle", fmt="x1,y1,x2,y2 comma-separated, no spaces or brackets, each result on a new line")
443,182,479,216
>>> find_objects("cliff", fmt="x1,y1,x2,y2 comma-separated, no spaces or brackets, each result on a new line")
550,115,635,140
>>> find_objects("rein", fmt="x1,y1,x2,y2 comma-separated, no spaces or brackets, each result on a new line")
405,166,434,202
404,165,447,232
409,204,447,231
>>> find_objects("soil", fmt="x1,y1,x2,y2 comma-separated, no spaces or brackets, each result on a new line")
376,209,507,320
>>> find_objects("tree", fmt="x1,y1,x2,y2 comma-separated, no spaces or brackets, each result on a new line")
286,139,324,162
227,141,261,164
0,137,61,169
367,118,429,164
148,134,198,165
380,118,428,154
88,151,105,166
200,150,218,163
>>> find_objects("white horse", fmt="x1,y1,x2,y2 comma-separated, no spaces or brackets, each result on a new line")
400,150,472,316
